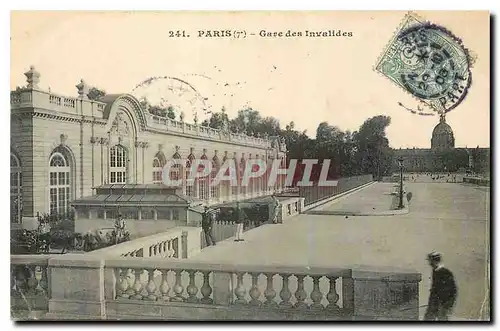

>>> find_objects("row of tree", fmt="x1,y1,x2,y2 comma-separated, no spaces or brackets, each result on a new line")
201,108,394,179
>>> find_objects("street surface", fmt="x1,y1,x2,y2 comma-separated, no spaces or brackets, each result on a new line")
191,180,490,320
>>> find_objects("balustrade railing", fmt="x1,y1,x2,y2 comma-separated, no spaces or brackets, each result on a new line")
105,258,352,318
10,252,421,320
85,228,184,258
11,255,51,315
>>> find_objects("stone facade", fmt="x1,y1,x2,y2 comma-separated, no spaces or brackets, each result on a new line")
10,67,287,229
392,115,490,174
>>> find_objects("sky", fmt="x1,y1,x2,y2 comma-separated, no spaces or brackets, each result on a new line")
10,11,490,148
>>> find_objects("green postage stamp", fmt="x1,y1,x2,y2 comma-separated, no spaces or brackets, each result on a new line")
375,13,472,114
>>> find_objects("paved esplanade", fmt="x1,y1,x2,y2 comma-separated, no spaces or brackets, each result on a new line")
191,182,490,320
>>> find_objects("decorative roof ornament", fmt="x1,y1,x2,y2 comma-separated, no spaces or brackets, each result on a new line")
24,65,41,89
60,134,68,146
76,79,89,99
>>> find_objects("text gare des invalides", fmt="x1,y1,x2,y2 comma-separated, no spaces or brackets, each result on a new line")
197,29,353,38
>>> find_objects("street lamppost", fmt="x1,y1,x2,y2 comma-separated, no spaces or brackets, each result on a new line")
397,156,404,209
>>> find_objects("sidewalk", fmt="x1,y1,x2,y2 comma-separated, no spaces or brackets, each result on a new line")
308,182,408,216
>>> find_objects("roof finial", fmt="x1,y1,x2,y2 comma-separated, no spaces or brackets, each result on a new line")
24,65,41,89
76,79,89,99
440,112,446,123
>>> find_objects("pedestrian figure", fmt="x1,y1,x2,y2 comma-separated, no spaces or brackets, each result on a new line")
234,202,245,242
271,195,281,224
114,214,126,244
424,252,457,321
202,206,216,246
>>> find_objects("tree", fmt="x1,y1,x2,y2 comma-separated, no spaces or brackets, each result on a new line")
202,107,230,130
354,115,393,178
87,87,106,101
166,106,176,120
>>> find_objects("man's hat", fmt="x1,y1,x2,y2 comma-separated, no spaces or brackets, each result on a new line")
427,251,442,262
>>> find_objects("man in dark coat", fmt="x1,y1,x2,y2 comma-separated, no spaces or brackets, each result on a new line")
202,206,216,246
424,252,457,321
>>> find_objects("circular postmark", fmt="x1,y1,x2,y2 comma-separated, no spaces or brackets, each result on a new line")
395,23,472,113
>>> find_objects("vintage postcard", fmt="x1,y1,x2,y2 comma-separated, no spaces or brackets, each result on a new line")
9,11,490,321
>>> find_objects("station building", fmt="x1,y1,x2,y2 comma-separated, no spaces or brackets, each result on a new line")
10,66,287,231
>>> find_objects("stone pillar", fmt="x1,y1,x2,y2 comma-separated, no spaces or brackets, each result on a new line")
181,231,188,259
350,270,421,321
212,272,233,305
47,255,106,319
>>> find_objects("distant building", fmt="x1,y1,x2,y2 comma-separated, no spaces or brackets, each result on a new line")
392,114,490,174
10,66,287,230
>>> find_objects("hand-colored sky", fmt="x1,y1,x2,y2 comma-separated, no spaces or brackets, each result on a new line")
10,11,490,148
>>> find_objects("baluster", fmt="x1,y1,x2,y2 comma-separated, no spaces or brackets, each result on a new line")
326,276,340,310
116,268,129,299
158,242,163,255
12,265,25,296
294,275,308,309
131,269,144,300
310,276,324,310
234,272,247,305
125,269,135,297
200,271,213,304
263,273,278,307
145,269,157,301
186,270,199,303
249,273,262,306
10,266,16,295
34,266,47,294
279,274,292,308
159,270,170,301
171,270,185,302
167,240,173,257
26,266,38,294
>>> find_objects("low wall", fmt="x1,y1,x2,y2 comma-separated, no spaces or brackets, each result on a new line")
298,175,373,206
11,254,421,321
463,177,490,186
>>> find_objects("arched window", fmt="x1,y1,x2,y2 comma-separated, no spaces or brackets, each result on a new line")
11,153,22,223
169,152,182,186
239,156,246,197
210,156,220,200
152,152,166,184
198,155,209,201
110,145,127,184
49,152,71,214
231,155,239,198
252,155,259,196
185,154,197,198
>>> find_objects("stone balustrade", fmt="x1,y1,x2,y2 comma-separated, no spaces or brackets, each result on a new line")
278,197,303,222
85,227,202,259
104,260,353,320
10,87,272,149
11,88,106,117
148,113,271,148
11,255,51,318
11,252,421,320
